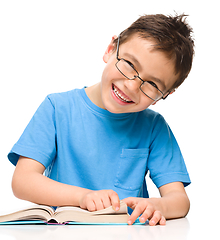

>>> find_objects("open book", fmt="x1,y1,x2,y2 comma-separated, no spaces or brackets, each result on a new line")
0,201,130,225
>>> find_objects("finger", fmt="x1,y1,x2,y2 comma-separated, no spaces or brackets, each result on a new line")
93,198,105,211
122,197,138,209
101,195,112,209
149,210,163,226
109,190,120,211
139,206,154,224
159,216,166,225
128,203,148,225
86,200,96,212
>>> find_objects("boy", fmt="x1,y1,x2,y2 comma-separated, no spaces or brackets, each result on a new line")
8,14,194,226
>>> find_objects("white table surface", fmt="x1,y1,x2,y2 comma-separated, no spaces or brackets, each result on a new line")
0,216,216,240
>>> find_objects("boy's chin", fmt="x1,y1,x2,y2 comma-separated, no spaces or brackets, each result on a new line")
105,105,136,114
104,105,129,114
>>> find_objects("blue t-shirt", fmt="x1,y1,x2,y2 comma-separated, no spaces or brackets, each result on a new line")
8,88,190,200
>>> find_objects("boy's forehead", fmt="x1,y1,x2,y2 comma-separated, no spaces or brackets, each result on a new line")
119,34,164,62
121,33,156,49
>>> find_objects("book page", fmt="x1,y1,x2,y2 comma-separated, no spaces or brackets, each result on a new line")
55,201,127,216
0,204,55,223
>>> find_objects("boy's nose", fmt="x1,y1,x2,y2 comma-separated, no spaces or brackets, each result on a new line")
124,78,141,94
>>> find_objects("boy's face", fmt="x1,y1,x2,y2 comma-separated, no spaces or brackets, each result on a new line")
99,34,177,113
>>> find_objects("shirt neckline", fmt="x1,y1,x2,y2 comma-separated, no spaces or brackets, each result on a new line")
79,87,133,119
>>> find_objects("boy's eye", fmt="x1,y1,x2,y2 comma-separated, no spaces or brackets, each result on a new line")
147,81,159,89
125,60,135,69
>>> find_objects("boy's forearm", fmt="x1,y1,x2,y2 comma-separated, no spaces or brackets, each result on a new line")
12,157,121,211
12,167,91,207
159,191,190,219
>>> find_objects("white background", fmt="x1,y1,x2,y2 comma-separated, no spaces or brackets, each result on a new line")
0,0,219,225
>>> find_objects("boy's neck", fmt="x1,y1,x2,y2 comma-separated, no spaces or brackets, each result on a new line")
85,83,105,109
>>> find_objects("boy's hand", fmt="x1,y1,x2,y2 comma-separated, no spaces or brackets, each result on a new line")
79,189,120,212
123,197,166,226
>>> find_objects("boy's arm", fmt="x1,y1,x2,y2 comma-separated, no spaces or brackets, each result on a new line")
123,182,190,225
12,156,120,211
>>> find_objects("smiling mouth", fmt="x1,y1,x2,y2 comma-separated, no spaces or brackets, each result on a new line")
112,84,134,103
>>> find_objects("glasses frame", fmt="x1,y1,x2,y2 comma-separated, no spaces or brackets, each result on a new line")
115,34,170,101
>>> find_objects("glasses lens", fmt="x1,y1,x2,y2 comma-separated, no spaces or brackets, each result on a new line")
141,82,163,101
116,59,137,79
116,59,163,101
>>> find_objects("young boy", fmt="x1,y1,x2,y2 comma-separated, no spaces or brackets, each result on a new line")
8,14,194,226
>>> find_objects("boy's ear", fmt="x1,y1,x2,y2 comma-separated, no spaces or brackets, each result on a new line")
103,35,117,63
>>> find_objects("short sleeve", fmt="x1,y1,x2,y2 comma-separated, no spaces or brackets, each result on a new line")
148,115,191,188
8,96,57,168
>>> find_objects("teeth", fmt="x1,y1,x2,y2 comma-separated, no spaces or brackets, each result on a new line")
113,86,132,103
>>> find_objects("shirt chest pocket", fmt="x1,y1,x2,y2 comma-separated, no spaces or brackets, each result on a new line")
114,148,149,191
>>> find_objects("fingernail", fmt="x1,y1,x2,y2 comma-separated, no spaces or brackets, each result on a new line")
150,220,155,225
128,220,132,225
113,206,119,211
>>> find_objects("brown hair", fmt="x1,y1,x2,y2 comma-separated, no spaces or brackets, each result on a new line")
113,14,195,91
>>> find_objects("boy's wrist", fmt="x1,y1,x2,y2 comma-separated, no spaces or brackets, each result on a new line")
148,197,166,216
73,187,93,207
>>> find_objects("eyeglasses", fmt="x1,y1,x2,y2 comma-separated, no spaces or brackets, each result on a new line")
115,34,169,101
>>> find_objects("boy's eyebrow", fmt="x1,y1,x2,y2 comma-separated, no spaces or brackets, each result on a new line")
123,52,166,91
123,53,142,71
149,76,166,91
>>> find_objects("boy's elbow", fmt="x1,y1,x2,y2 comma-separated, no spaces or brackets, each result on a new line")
176,192,190,218
11,172,26,200
11,156,45,201
11,168,33,201
183,195,190,217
